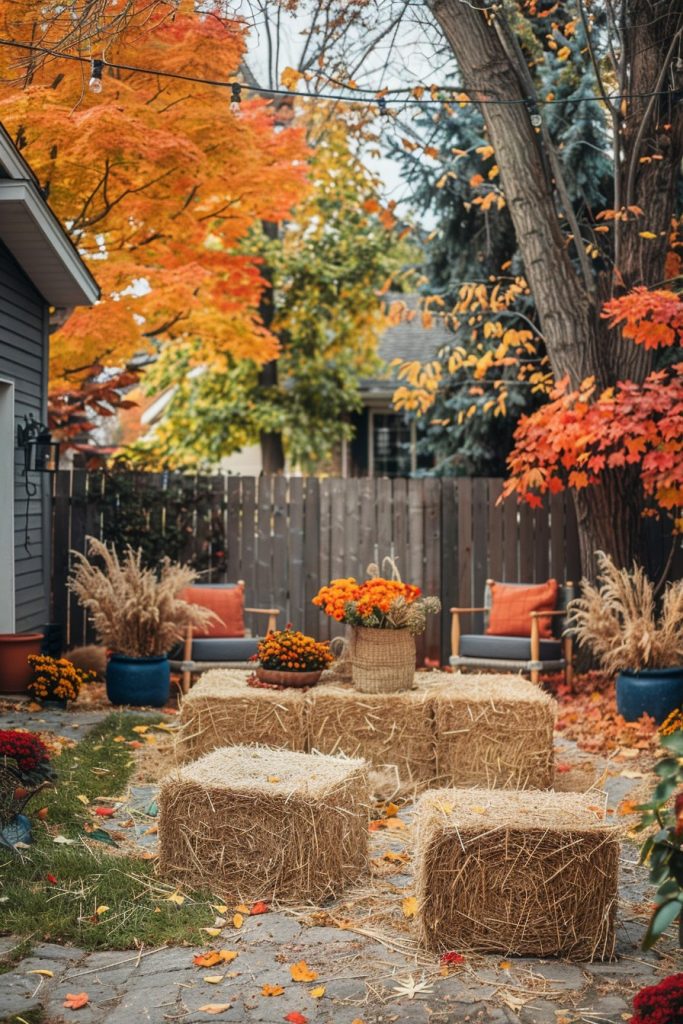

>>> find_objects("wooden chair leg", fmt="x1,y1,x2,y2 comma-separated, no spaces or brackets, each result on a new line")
563,635,574,687
182,624,193,695
530,615,540,684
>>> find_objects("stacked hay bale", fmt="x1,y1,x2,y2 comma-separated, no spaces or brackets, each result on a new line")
414,787,619,960
175,670,307,762
306,681,435,792
428,673,556,789
158,745,369,902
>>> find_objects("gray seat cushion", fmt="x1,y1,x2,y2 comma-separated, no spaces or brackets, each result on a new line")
459,634,562,662
190,637,260,662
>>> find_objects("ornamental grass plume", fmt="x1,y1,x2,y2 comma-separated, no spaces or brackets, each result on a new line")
570,551,683,674
68,537,215,658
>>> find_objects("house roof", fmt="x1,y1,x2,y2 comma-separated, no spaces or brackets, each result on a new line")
0,123,99,307
361,293,452,396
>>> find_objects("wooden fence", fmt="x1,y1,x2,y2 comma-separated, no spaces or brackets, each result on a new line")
50,471,591,664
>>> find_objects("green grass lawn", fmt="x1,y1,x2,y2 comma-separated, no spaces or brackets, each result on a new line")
0,713,217,955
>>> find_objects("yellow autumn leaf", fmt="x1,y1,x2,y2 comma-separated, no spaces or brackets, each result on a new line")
267,776,280,783
261,984,285,997
402,896,417,918
28,969,54,977
476,144,494,160
95,905,110,916
203,975,224,984
167,891,185,906
235,903,250,914
309,985,326,998
76,795,90,805
280,66,302,91
113,735,126,743
232,913,244,929
639,231,657,239
212,905,228,914
557,46,571,59
218,950,239,963
132,725,149,734
290,960,318,983
203,928,222,937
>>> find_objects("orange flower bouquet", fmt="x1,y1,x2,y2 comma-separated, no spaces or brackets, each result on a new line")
313,570,440,693
255,628,333,688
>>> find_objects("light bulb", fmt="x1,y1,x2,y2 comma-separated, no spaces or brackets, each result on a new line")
89,58,103,94
230,99,241,115
230,82,242,116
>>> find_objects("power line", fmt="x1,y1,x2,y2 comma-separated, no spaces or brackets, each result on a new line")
0,37,675,110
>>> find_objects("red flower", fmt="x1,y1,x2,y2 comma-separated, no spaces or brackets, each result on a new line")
631,974,683,1024
0,730,50,773
440,951,465,966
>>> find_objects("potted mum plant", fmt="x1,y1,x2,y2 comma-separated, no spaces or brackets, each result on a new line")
255,628,334,687
313,567,440,693
570,551,683,724
27,654,96,708
0,729,55,848
69,538,214,707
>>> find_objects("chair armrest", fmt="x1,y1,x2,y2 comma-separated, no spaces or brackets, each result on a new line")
449,606,487,614
244,607,279,635
529,609,565,617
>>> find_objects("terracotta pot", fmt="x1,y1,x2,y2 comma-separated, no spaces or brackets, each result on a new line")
256,667,322,688
0,633,44,695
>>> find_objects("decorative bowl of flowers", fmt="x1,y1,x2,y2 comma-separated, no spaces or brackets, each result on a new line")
255,628,334,688
0,729,55,847
313,568,441,693
27,654,97,707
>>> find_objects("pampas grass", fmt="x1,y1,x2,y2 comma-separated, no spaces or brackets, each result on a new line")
570,551,683,673
69,537,214,658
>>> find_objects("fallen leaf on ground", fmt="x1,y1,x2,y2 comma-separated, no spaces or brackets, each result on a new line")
384,801,399,818
76,795,90,805
232,913,244,929
132,725,149,734
203,975,224,984
555,763,572,773
402,896,417,918
151,722,177,732
53,835,76,845
383,851,409,864
28,969,54,977
392,975,433,1000
46,873,58,885
167,891,185,906
64,992,89,1009
290,961,317,983
309,985,325,998
26,701,42,712
203,928,222,938
94,807,116,817
267,775,280,783
235,903,250,913
143,824,158,836
194,952,222,968
198,1004,231,1014
440,951,465,966
212,904,228,914
368,817,406,832
262,984,285,997
618,799,639,816
218,950,239,963
95,905,110,916
251,900,269,915
284,1013,308,1024
37,807,48,820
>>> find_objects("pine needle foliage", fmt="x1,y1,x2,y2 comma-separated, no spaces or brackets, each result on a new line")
68,537,214,657
570,551,683,673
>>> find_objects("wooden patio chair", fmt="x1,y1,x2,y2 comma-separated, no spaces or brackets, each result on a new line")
170,581,279,694
449,578,575,684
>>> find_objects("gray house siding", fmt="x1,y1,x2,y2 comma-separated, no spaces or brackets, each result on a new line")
0,238,50,632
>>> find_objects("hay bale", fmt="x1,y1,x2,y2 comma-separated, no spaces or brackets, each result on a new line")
306,682,434,792
176,670,307,762
158,745,369,902
415,787,619,960
428,673,556,789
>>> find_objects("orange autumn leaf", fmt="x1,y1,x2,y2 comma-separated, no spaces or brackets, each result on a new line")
618,799,640,816
290,961,318,983
194,952,223,968
250,900,269,915
63,993,89,1010
262,984,285,997
232,913,244,929
284,1014,309,1024
402,896,418,918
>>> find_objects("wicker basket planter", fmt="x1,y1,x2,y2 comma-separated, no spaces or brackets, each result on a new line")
350,626,416,693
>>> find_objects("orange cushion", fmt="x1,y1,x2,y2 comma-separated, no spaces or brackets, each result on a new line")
180,585,245,638
485,580,558,639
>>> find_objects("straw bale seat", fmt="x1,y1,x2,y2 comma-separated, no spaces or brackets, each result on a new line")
306,682,435,791
158,745,369,903
175,670,307,762
415,787,619,960
428,673,556,789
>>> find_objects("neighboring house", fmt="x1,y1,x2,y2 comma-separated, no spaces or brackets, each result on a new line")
344,294,451,477
0,124,99,633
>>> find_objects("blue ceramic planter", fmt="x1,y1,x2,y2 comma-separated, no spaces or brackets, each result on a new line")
616,667,683,725
106,653,170,708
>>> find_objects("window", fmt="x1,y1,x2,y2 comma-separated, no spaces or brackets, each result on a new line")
370,412,413,477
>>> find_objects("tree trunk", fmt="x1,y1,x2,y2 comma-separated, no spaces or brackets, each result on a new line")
428,0,683,574
258,220,285,474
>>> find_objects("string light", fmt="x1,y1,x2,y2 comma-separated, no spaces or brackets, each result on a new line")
0,38,674,112
230,81,241,115
88,57,103,94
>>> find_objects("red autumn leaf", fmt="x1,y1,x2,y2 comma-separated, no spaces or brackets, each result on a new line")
284,1014,308,1024
251,900,269,915
440,951,465,966
94,807,116,817
46,873,58,885
63,992,89,1010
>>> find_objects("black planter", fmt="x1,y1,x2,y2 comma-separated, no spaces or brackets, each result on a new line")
106,653,170,708
616,667,683,724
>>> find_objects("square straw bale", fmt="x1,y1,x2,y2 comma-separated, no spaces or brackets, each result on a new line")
428,673,556,789
415,787,619,960
176,670,307,762
158,745,369,902
306,682,435,792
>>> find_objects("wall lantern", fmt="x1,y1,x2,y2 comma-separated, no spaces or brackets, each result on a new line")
17,415,60,474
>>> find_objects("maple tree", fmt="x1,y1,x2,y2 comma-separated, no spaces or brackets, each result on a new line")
0,0,308,425
129,106,403,469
